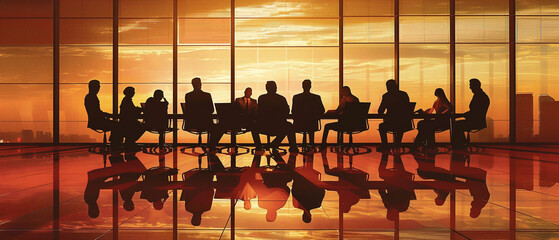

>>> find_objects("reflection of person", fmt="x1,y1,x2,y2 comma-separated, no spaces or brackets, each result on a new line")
184,77,215,131
378,152,416,221
84,79,121,145
413,88,454,149
378,79,411,152
320,86,359,149
251,154,292,222
140,166,178,210
450,151,490,218
292,79,325,146
256,81,298,152
120,86,145,150
144,89,169,131
84,153,146,218
412,150,453,206
290,153,325,223
181,169,215,226
452,78,490,148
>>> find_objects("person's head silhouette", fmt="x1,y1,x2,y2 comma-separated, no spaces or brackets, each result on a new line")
244,87,252,98
192,77,202,91
191,213,202,226
123,86,135,98
434,88,449,103
266,210,278,222
153,199,164,210
154,89,164,101
244,199,252,210
302,79,312,93
88,79,101,94
123,200,135,211
302,210,312,223
88,202,100,218
469,78,482,93
386,79,397,92
341,86,351,97
266,81,277,94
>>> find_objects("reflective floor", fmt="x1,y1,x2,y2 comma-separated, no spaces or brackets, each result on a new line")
1,144,559,240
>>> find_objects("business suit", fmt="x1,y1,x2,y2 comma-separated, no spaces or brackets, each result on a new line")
257,93,297,150
85,93,121,142
184,90,215,130
378,89,411,146
452,89,490,146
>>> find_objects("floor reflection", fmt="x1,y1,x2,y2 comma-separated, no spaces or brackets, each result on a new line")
2,145,559,239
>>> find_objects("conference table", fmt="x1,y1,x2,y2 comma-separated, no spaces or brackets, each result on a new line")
118,113,466,146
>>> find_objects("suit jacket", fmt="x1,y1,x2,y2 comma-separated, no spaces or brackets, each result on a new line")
292,92,325,131
85,93,109,129
184,90,214,129
378,90,412,130
235,97,258,118
257,93,290,130
466,89,490,130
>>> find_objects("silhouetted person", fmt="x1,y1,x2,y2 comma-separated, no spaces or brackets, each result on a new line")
411,150,453,206
248,154,292,222
84,152,146,218
256,81,298,152
450,150,490,218
120,87,145,150
378,79,411,151
85,79,121,145
290,153,325,223
235,87,258,124
452,78,490,148
140,166,178,210
321,86,359,149
413,88,454,149
144,89,169,131
378,152,416,221
292,79,325,146
184,77,215,131
181,168,215,226
235,87,260,147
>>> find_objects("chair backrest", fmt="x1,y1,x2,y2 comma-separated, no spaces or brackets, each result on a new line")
215,103,241,129
340,102,370,132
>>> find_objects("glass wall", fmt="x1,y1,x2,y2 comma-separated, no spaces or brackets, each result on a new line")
0,0,557,143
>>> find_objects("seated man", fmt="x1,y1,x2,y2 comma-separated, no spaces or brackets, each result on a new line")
378,79,411,151
235,87,258,126
144,89,169,132
292,79,325,146
320,86,359,149
120,86,145,150
84,79,121,145
256,81,298,153
184,77,215,131
452,78,490,148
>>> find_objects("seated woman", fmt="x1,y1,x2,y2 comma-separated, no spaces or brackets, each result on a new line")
413,88,454,148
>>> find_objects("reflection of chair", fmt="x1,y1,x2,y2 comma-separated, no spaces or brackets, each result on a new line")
140,103,174,155
386,102,416,152
180,103,209,156
215,103,250,156
330,102,371,155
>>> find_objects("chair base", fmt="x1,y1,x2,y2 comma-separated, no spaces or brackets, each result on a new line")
142,144,174,155
218,145,251,156
180,145,208,156
330,145,372,155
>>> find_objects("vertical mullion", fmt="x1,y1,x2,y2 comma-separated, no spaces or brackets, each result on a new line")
231,0,235,103
173,0,178,146
53,0,60,144
450,0,456,106
394,0,399,83
339,0,343,97
509,0,516,143
113,0,119,116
